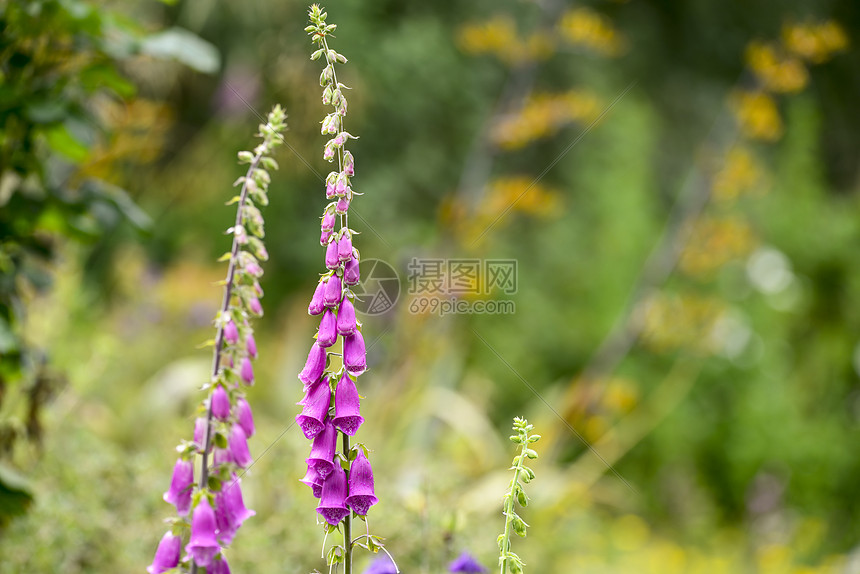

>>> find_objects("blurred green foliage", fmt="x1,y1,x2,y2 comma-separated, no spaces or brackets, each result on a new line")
0,0,859,572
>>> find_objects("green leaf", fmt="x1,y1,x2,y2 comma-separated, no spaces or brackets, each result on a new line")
44,124,89,162
0,462,34,528
140,28,221,74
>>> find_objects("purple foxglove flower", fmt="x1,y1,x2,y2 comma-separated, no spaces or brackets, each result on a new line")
343,150,355,177
344,252,360,286
324,274,342,308
246,334,258,359
321,228,333,246
326,172,337,198
338,232,353,262
228,424,253,468
316,463,350,526
163,458,193,515
240,357,254,385
335,172,348,196
194,417,210,452
332,373,364,436
236,397,255,438
244,260,263,278
249,296,263,317
325,237,340,270
344,330,367,377
363,556,398,574
147,531,181,574
336,194,350,214
223,320,239,345
336,296,357,336
211,557,231,574
345,449,378,515
300,463,324,498
317,309,337,348
309,278,327,315
299,342,327,386
321,210,336,232
296,377,332,439
215,475,256,545
323,143,335,161
211,385,231,420
185,498,220,568
213,447,232,469
306,418,337,479
448,552,487,573
253,280,264,297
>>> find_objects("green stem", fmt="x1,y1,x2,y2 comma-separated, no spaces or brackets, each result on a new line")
342,431,352,574
500,434,528,574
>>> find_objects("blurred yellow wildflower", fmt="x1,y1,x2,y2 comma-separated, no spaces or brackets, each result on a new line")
712,146,767,202
557,7,626,57
680,216,756,278
457,16,554,65
640,292,728,355
782,21,849,63
492,90,602,149
731,90,783,141
746,42,808,93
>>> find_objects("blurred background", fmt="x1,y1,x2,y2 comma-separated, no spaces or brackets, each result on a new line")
1,0,860,572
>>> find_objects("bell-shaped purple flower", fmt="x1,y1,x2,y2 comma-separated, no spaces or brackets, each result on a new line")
325,238,339,270
336,193,350,214
308,278,327,315
296,377,331,439
215,475,256,545
211,385,230,420
236,397,255,438
343,150,355,177
317,309,337,348
363,556,398,574
333,373,364,436
228,424,253,468
240,357,254,385
223,320,239,345
147,531,181,574
211,557,231,574
163,458,194,515
326,171,337,198
344,330,367,377
249,296,263,317
316,463,350,526
213,447,232,469
345,449,378,516
299,342,327,387
321,209,336,232
335,172,348,196
324,274,341,308
338,232,353,262
246,334,257,359
306,418,338,478
185,498,220,568
344,252,360,286
448,552,487,573
336,296,357,336
321,228,333,246
300,463,324,498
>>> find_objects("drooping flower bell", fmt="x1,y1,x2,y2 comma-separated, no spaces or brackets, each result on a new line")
338,232,352,262
336,295,357,336
236,397,255,438
147,531,181,574
300,463,324,498
344,252,360,286
448,552,488,573
345,449,378,516
194,417,208,451
321,209,336,232
363,556,398,574
299,341,327,387
240,357,254,385
306,418,338,478
336,192,351,214
296,376,331,439
249,296,263,317
343,150,355,177
223,320,239,345
321,227,333,246
185,497,220,568
323,273,342,307
325,238,339,270
316,463,350,526
228,424,253,468
317,309,337,348
332,372,363,436
211,385,231,420
246,333,258,359
210,557,232,574
163,458,194,515
308,278,327,315
343,330,367,377
215,475,256,545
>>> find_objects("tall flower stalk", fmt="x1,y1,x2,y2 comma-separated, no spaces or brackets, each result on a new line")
300,6,394,574
149,106,287,574
498,418,540,574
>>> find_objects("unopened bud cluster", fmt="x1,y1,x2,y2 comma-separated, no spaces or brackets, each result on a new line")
149,107,287,574
298,5,379,534
498,417,540,574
